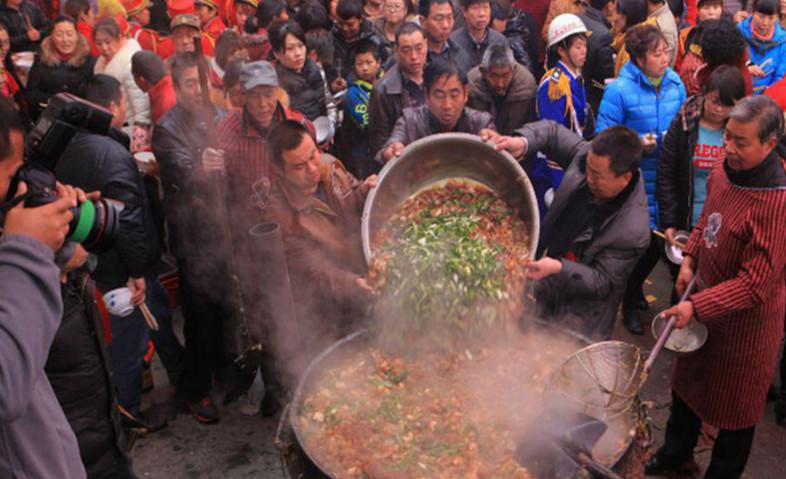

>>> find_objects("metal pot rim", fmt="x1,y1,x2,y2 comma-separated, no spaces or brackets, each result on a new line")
361,132,540,263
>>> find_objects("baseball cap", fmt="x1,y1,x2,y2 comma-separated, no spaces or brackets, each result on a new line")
240,61,279,91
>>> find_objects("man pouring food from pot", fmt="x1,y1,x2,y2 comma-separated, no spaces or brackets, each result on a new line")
484,120,651,340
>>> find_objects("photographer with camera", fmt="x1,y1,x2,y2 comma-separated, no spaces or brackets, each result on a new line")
53,75,181,429
0,97,86,477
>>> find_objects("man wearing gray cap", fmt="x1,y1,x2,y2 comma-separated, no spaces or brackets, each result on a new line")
217,60,312,218
215,61,313,416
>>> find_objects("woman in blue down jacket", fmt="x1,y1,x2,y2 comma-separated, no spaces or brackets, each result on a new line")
738,0,786,94
596,23,686,335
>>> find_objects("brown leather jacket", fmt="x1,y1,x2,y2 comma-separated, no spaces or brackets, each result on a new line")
262,154,371,345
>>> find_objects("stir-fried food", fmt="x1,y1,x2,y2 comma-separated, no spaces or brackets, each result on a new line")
297,333,581,479
369,180,530,342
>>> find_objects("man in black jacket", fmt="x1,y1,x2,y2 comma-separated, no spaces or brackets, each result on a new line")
152,52,229,424
419,0,474,72
54,75,178,428
368,22,428,157
449,0,508,69
486,121,651,340
46,245,137,479
0,0,49,53
331,0,386,78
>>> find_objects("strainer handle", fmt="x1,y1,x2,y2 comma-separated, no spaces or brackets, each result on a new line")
644,273,700,373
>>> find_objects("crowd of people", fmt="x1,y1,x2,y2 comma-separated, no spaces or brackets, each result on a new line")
0,0,785,477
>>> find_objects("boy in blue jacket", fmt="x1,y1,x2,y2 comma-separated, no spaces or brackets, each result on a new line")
343,38,383,178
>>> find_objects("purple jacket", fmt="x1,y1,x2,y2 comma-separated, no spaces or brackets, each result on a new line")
0,234,85,478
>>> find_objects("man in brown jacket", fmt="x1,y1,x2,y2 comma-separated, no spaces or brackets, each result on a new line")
468,43,537,135
263,120,377,362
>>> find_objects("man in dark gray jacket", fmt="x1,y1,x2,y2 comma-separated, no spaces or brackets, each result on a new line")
379,59,495,163
450,0,508,69
0,98,85,478
486,120,651,340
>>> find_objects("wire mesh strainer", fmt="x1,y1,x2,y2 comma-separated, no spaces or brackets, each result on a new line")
547,274,700,420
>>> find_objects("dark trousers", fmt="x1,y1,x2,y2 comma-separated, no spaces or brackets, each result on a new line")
178,267,230,400
624,232,663,304
658,391,756,479
107,277,180,415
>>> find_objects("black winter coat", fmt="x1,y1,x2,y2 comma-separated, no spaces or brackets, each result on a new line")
55,132,161,291
26,35,95,120
45,273,131,479
152,104,228,272
504,9,536,74
276,58,328,121
577,6,615,113
656,94,705,231
368,63,426,157
0,1,49,53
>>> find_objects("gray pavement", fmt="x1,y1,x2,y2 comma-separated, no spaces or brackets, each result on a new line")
131,262,786,478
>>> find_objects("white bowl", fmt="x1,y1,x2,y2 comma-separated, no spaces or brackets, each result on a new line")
102,287,135,317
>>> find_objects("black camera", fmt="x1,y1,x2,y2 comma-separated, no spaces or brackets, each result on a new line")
1,93,121,252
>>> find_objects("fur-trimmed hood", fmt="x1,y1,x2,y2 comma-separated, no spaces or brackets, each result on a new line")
39,34,92,68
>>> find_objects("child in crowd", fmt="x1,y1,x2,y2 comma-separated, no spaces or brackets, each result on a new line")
343,37,383,178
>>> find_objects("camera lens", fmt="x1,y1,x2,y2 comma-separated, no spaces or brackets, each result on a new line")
68,198,121,252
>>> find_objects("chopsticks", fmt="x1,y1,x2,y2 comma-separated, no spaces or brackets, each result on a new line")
139,303,159,331
653,230,685,250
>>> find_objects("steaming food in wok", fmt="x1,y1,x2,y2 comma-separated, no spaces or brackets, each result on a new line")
368,180,530,341
296,333,582,479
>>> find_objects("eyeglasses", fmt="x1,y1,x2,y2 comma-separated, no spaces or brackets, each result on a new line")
385,3,404,12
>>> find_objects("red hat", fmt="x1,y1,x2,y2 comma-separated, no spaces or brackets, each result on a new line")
121,0,149,16
167,0,196,17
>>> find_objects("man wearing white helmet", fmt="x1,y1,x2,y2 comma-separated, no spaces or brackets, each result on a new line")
531,13,593,215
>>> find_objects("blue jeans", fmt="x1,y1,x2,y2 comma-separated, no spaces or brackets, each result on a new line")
108,277,182,415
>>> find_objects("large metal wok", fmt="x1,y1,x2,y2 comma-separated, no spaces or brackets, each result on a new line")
361,132,541,263
277,324,643,479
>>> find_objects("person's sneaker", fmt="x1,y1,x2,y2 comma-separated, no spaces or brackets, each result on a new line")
187,396,220,424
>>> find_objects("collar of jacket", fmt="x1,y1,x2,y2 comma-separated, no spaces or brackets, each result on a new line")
679,94,704,132
39,34,91,67
351,77,375,92
470,63,535,103
276,159,338,216
427,107,471,133
382,63,422,95
740,16,786,52
725,148,786,188
464,27,489,48
619,59,680,90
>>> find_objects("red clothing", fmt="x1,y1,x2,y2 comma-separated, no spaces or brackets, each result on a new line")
148,75,177,123
685,0,697,25
216,104,310,196
203,16,227,41
673,160,786,429
765,76,786,111
77,21,97,56
1,69,19,99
